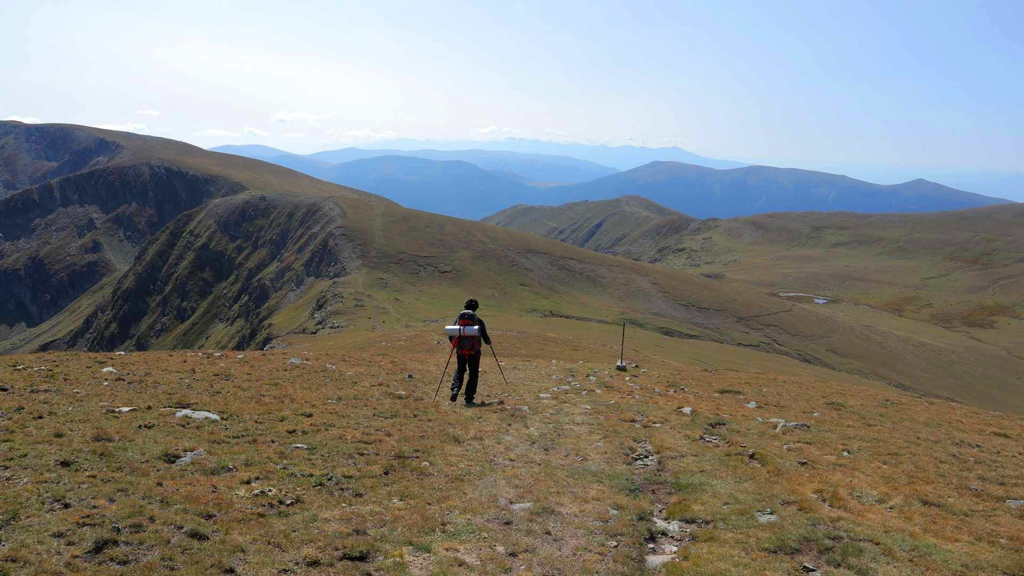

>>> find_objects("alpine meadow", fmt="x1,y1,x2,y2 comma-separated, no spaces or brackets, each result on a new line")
1,2,1022,576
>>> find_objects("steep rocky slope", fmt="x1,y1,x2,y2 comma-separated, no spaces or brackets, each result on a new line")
0,123,245,335
0,121,127,197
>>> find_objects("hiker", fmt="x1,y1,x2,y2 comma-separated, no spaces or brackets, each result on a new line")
450,298,491,406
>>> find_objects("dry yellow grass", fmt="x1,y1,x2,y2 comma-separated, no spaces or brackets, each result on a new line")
1,320,1021,575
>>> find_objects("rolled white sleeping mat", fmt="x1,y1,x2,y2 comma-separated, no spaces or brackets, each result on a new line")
445,325,481,337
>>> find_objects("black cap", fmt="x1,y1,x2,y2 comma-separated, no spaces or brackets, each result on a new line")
464,298,479,311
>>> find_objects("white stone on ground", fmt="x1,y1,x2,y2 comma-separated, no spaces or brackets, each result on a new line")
175,449,206,466
175,409,221,421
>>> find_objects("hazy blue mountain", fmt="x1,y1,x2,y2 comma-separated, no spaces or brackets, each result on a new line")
548,162,1013,218
210,144,292,159
263,153,334,176
802,163,1024,204
348,138,747,171
320,156,552,219
307,148,617,184
209,145,1011,219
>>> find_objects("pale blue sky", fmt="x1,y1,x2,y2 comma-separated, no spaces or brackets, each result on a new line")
2,1,1021,181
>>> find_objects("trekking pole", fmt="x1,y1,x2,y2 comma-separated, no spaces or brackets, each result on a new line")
489,344,510,387
433,346,456,401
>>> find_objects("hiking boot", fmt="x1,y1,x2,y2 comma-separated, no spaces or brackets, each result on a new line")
450,390,459,402
465,400,477,408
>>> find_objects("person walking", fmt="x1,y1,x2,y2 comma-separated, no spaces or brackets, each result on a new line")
450,298,491,406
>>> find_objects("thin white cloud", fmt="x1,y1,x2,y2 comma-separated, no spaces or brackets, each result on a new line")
327,128,396,141
272,111,318,124
654,136,689,148
98,123,147,133
478,125,521,135
284,133,306,138
135,109,161,116
5,115,42,123
541,128,570,141
193,128,239,138
243,127,269,137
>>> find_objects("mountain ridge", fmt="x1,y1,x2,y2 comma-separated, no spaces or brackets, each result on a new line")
4,122,1022,414
545,160,1013,218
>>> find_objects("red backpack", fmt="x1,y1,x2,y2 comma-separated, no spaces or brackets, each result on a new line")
453,310,481,356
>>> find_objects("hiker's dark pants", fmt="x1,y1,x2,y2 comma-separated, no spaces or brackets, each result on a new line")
451,351,481,401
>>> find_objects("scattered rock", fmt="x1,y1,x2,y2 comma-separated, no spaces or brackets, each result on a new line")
632,442,658,469
797,460,809,466
755,509,778,523
606,541,618,548
1008,500,1024,509
776,421,810,432
237,354,246,359
538,393,552,399
106,407,138,414
679,406,693,416
801,563,819,574
250,487,277,497
653,518,686,535
645,555,674,569
101,367,119,374
699,434,722,445
510,502,533,511
175,449,206,466
406,372,415,379
746,401,759,409
174,409,221,421
552,385,570,391
291,444,308,450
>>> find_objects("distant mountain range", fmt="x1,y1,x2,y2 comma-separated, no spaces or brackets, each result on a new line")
212,145,618,185
318,156,552,219
211,145,1012,220
546,162,1013,218
335,137,749,171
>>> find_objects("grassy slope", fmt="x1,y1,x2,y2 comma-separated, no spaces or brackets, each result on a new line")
485,200,1024,413
1,125,1022,574
0,323,1021,575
